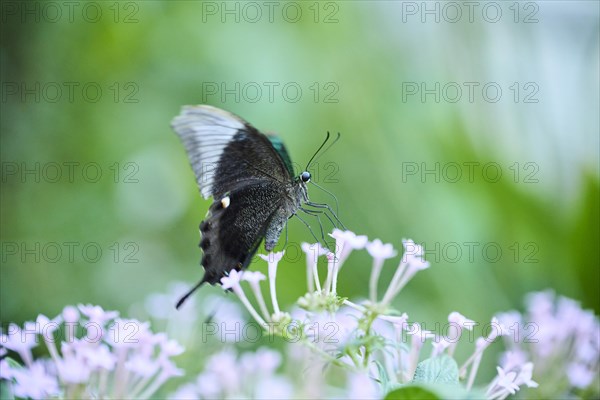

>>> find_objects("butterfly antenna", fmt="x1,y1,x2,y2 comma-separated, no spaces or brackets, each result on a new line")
306,132,341,170
305,131,331,170
175,279,206,309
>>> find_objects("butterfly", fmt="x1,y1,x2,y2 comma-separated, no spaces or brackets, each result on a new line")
171,105,343,308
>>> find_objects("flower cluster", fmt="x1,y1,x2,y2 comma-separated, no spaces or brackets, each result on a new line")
0,305,184,399
169,347,292,399
3,230,597,399
196,229,541,399
497,290,600,397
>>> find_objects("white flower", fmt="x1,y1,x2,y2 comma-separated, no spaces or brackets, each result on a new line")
0,359,12,380
78,304,119,326
515,362,538,388
168,383,198,400
79,342,116,370
260,251,285,283
495,366,520,395
240,347,281,375
407,322,435,342
431,336,452,356
366,239,397,260
4,305,183,400
380,313,409,329
260,251,285,315
159,358,184,378
486,317,509,342
475,336,488,351
301,242,328,262
500,349,528,372
35,314,62,336
401,239,424,259
104,318,151,349
57,353,91,384
1,323,37,365
330,229,368,266
221,269,243,290
346,372,380,399
126,353,160,377
62,305,80,324
567,362,595,389
330,229,369,250
196,371,223,398
242,270,266,284
254,375,294,399
448,311,476,330
205,348,241,391
11,361,59,399
159,337,185,357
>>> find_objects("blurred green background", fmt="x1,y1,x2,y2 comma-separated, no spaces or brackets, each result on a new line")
1,0,598,366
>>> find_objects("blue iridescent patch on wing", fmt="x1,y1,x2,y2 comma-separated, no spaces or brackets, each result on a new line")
268,135,295,178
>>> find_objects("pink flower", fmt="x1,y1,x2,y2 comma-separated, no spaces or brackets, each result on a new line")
448,311,476,330
366,239,397,260
495,366,520,395
242,270,266,284
515,362,538,388
62,305,80,324
330,229,368,265
1,323,37,365
567,363,595,388
78,304,119,326
11,361,59,399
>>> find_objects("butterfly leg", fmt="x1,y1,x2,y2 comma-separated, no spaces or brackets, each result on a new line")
294,213,330,252
305,201,347,230
303,205,337,232
297,209,336,252
299,207,328,247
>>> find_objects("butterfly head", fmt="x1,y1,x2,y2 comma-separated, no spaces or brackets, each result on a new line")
300,171,311,183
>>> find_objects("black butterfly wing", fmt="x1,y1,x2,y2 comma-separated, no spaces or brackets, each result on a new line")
171,105,294,285
172,105,293,198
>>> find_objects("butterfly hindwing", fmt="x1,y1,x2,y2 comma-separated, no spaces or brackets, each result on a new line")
199,181,286,284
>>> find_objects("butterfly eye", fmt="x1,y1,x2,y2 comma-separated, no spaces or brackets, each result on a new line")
301,171,311,182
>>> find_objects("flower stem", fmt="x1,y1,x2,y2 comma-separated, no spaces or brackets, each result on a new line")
466,351,483,390
369,258,384,303
233,286,268,328
312,260,322,293
249,282,271,322
381,262,407,305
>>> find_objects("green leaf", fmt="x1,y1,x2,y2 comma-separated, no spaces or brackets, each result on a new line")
374,360,391,393
385,385,441,400
412,355,459,384
385,384,486,400
0,358,19,400
0,381,15,400
4,357,23,371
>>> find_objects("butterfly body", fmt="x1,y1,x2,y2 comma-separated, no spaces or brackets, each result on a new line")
172,105,310,286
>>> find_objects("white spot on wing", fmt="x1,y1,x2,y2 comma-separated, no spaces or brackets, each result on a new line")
171,105,245,199
221,196,230,208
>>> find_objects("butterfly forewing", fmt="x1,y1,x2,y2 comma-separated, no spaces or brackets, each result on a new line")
172,106,293,199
